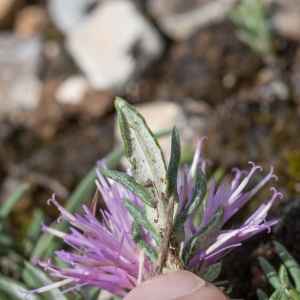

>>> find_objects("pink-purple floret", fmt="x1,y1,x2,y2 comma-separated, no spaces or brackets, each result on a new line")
26,137,281,298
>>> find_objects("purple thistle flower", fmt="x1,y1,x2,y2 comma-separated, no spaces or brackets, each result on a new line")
26,137,281,298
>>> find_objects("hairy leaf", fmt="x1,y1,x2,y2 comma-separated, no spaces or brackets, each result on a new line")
115,97,169,229
201,263,222,283
167,126,181,197
123,199,159,244
100,168,153,207
176,166,207,228
132,221,158,263
182,205,223,264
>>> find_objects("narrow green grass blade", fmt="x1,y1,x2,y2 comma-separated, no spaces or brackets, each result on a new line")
0,275,40,300
256,288,268,300
274,241,300,291
25,209,44,242
0,183,30,231
24,261,68,300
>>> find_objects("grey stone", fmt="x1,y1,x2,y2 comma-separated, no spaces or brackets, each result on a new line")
269,0,300,42
148,0,237,41
66,0,164,90
47,0,99,34
0,33,43,123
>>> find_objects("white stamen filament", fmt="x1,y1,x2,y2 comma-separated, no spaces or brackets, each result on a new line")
35,278,75,293
137,251,145,286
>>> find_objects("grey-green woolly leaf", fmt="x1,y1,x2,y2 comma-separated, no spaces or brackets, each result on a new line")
123,199,159,245
132,221,158,263
115,97,168,193
167,126,181,197
24,261,68,300
289,289,300,299
182,205,224,264
0,275,40,300
279,264,291,287
193,167,225,228
115,97,168,226
201,263,222,283
100,168,154,207
258,257,282,289
176,166,207,228
274,241,300,291
270,283,288,300
256,288,269,300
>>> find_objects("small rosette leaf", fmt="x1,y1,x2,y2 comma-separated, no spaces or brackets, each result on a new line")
270,283,288,300
274,241,300,291
258,257,290,300
278,264,290,287
182,205,224,265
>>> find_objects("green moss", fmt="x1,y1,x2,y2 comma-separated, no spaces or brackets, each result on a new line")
286,151,300,191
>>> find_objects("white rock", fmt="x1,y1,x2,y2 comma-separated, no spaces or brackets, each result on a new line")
0,34,43,122
47,0,99,34
55,75,89,105
66,0,164,90
148,0,237,41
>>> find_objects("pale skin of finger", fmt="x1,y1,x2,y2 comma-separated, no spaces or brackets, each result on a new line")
123,270,228,300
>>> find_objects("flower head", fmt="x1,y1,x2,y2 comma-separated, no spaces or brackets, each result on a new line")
26,136,280,298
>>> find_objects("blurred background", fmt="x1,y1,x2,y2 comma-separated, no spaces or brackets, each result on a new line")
0,0,300,298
